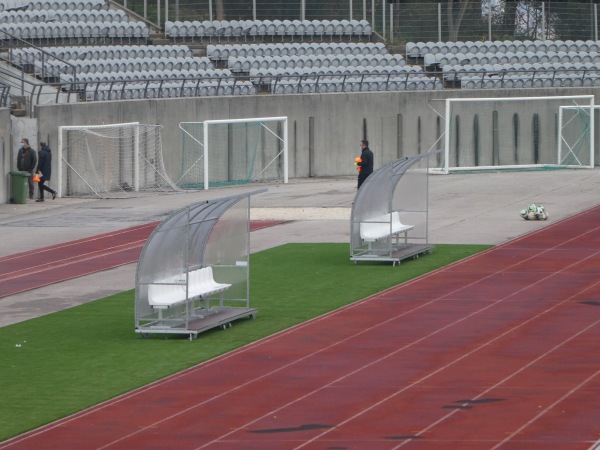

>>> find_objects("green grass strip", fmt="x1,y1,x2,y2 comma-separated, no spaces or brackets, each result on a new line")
0,242,490,441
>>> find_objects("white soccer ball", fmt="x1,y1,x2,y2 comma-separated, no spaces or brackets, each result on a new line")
520,209,529,219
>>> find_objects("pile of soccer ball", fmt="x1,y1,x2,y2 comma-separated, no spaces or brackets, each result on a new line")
520,203,548,220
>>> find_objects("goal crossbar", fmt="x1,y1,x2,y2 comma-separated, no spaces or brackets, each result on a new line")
179,116,288,190
437,95,594,174
58,122,178,198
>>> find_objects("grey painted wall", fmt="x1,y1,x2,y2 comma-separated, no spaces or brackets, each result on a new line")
1,108,11,203
2,87,597,203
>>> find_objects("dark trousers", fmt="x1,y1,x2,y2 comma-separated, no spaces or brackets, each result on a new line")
38,177,55,200
27,172,35,198
357,171,372,189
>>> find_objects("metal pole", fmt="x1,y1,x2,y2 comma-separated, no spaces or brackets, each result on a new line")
382,0,386,40
283,118,288,183
590,98,595,168
390,3,393,43
301,0,305,21
363,0,366,21
595,4,598,41
203,121,209,190
488,2,492,41
134,125,140,192
438,3,442,42
371,0,374,32
144,0,147,20
253,0,256,21
57,128,63,197
350,0,352,21
541,2,545,40
165,0,168,25
157,0,160,27
209,0,213,22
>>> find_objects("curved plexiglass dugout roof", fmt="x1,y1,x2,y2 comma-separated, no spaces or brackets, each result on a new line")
350,151,438,263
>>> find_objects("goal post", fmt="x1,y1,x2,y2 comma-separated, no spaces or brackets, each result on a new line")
436,95,594,174
178,116,288,190
57,122,179,198
558,105,597,168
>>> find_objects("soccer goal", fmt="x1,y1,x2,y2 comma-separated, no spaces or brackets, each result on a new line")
57,122,179,198
434,95,594,174
177,117,288,190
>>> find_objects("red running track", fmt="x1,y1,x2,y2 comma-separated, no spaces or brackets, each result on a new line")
0,221,283,299
2,207,600,449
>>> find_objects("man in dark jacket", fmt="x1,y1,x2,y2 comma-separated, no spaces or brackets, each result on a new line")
357,139,374,189
35,142,57,202
16,138,37,200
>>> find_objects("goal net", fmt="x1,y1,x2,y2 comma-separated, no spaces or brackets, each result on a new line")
57,122,179,198
177,117,288,190
435,95,594,174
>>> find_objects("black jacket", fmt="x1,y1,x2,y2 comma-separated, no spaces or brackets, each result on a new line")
358,147,374,176
17,146,37,173
37,144,52,180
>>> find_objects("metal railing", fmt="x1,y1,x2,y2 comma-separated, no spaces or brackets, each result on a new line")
111,0,600,44
0,82,9,107
0,29,80,84
389,2,600,44
4,67,600,114
114,0,387,35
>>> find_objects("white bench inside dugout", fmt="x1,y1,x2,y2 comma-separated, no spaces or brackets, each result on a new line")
147,266,232,312
360,211,414,246
350,154,436,265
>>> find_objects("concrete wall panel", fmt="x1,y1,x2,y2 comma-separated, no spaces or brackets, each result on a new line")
26,88,598,201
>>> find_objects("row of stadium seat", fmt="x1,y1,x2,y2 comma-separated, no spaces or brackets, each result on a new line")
444,61,600,81
165,19,372,42
270,75,442,94
11,45,192,65
227,53,406,73
41,56,213,78
407,39,600,58
207,42,388,61
427,50,600,68
84,80,257,101
0,20,149,41
0,8,128,23
62,68,230,84
0,0,108,12
460,73,600,89
249,65,423,83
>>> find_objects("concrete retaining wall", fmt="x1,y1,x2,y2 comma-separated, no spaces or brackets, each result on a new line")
2,87,597,203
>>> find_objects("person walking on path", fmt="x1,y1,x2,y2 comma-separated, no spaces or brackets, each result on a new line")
35,142,57,202
17,138,37,200
357,139,374,189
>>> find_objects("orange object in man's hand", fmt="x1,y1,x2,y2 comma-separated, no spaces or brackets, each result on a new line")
355,157,362,172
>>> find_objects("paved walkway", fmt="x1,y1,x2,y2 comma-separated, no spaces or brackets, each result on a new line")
1,170,599,327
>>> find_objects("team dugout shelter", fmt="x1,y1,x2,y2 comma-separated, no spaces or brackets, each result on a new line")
350,152,436,265
135,189,266,340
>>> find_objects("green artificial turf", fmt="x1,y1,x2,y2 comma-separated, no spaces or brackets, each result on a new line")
0,242,490,441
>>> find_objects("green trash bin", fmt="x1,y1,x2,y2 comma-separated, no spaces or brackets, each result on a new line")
10,171,30,204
